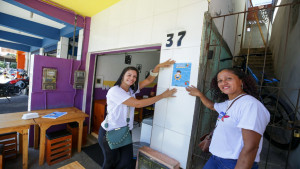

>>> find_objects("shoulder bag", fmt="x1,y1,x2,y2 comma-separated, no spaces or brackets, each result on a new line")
105,106,132,149
198,94,246,152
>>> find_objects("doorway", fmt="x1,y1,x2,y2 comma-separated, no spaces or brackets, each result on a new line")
90,48,161,145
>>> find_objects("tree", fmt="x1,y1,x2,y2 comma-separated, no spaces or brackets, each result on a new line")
0,61,5,68
10,62,17,69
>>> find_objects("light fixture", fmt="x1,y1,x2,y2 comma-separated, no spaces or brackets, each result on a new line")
247,27,251,32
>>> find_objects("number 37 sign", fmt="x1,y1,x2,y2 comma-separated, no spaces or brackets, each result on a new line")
164,30,186,49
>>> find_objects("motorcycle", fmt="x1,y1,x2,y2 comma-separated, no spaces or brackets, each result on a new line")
0,72,29,97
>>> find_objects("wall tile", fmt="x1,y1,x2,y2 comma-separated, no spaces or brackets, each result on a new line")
92,9,109,29
133,17,154,46
162,129,190,168
151,10,178,44
150,124,165,152
176,1,208,48
165,90,195,136
106,27,120,50
189,57,200,87
107,3,122,29
178,0,203,8
136,0,154,20
172,47,200,62
152,87,169,127
118,24,135,48
160,49,174,63
157,65,172,88
120,0,137,25
154,0,179,15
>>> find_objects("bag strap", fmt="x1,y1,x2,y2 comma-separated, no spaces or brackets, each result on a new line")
105,106,131,128
126,106,130,125
212,94,247,130
225,94,247,113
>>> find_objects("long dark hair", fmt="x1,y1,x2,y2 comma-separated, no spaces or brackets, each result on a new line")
114,66,139,93
210,68,258,102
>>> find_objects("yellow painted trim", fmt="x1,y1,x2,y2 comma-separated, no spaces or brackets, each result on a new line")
103,81,115,87
48,0,121,17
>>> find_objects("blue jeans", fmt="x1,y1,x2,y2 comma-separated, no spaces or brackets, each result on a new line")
203,155,259,169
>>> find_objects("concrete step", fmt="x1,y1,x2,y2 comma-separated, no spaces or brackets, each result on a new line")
240,48,272,55
249,66,274,72
248,61,273,64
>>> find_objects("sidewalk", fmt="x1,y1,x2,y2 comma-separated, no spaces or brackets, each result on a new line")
0,74,12,84
0,95,28,114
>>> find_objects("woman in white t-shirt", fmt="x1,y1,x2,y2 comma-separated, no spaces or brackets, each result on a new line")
98,59,177,169
186,68,270,169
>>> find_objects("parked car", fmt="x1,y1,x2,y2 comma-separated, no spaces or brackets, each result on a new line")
8,69,17,78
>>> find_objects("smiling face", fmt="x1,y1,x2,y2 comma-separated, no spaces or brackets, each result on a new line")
122,69,138,88
217,69,244,100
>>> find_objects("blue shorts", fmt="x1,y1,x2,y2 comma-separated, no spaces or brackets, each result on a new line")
203,155,259,169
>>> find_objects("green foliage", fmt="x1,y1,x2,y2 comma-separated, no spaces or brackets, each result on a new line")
0,61,5,68
10,62,17,69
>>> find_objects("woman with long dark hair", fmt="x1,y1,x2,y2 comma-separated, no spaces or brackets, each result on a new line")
186,68,270,169
98,59,177,169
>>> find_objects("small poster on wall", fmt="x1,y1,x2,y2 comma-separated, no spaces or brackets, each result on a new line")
171,62,191,87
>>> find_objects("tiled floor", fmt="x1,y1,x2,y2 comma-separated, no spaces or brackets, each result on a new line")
3,124,142,169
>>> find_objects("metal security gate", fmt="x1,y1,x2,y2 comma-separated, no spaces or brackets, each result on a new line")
188,1,300,169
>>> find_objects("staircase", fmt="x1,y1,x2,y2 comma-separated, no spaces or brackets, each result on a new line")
237,48,276,83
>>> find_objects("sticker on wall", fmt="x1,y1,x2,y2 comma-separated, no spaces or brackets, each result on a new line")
171,63,191,87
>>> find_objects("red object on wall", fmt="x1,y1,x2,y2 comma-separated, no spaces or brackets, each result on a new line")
247,7,259,21
17,51,25,78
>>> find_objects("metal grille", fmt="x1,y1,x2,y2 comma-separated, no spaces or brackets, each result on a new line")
189,1,300,169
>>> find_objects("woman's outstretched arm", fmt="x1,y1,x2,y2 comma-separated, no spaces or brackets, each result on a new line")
123,88,177,108
186,85,215,111
139,59,175,90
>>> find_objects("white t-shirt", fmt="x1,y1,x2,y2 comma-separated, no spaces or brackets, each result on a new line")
210,95,270,162
101,86,139,131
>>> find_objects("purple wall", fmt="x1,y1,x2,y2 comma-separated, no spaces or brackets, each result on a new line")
14,0,92,147
31,55,83,110
29,55,84,146
80,17,91,70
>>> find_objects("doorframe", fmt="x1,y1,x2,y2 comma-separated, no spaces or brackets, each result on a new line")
83,45,161,134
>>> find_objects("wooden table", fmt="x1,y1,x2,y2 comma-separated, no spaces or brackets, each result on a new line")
0,112,36,169
33,107,89,166
58,161,85,169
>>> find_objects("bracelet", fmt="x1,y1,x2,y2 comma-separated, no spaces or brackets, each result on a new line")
149,69,158,77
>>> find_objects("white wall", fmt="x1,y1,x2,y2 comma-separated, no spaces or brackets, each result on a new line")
209,0,246,55
243,24,269,48
95,51,160,82
269,1,300,168
88,0,208,168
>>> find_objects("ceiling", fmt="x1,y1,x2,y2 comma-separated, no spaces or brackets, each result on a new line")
0,0,119,54
49,0,120,17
